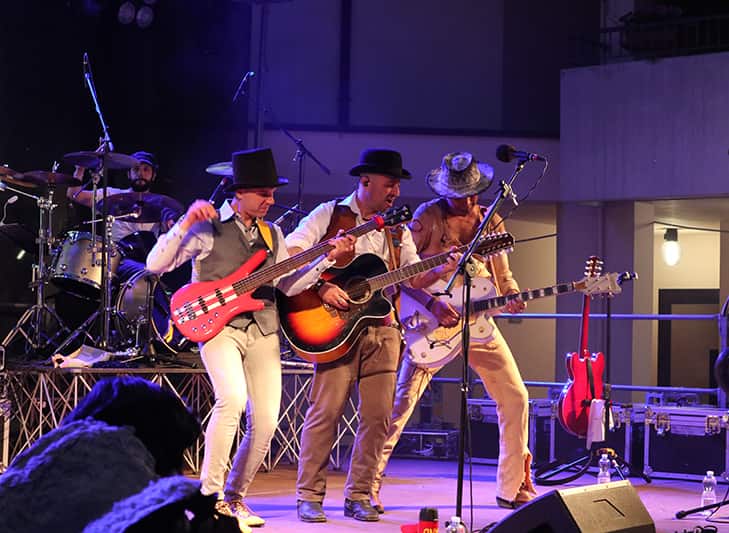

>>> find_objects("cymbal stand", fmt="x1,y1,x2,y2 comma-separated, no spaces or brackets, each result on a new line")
53,211,135,356
0,183,70,367
81,52,115,349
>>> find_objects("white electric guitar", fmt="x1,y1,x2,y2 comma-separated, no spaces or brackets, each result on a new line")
401,272,622,368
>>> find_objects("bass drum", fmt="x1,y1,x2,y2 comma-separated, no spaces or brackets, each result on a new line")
114,269,191,354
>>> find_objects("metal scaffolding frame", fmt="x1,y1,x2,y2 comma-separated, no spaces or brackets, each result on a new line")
0,360,359,474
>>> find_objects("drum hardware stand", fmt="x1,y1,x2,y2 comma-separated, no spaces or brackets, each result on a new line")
52,211,135,356
82,52,116,350
0,182,71,367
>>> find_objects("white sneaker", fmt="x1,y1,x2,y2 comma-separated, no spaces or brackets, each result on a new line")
227,500,265,528
214,500,253,533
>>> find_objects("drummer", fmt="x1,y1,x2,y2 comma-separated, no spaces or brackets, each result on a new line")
66,150,182,279
66,150,182,243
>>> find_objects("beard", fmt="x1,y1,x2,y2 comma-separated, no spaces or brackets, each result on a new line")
130,179,151,193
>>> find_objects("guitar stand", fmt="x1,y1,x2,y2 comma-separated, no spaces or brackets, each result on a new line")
535,393,651,486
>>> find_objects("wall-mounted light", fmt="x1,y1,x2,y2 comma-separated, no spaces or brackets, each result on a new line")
662,228,681,266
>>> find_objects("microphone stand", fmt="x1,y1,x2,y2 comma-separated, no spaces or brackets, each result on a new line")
280,126,330,214
208,177,231,206
439,159,526,518
83,52,115,349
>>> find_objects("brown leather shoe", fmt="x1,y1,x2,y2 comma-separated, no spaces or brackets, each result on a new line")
496,496,527,509
344,498,380,521
297,500,327,523
371,491,384,514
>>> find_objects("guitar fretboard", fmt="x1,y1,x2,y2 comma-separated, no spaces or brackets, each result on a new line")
230,216,384,296
362,234,514,294
473,282,575,313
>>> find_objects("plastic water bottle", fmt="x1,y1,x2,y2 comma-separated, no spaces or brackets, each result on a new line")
597,453,611,484
445,515,467,533
701,470,717,516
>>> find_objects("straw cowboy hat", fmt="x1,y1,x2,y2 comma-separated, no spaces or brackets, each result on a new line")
425,152,493,198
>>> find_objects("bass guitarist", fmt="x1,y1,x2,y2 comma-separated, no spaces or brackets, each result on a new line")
286,148,457,523
372,152,537,512
146,148,355,532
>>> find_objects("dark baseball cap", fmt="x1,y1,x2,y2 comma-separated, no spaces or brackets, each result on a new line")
132,151,158,169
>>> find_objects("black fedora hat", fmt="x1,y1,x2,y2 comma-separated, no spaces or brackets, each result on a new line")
224,148,289,192
349,148,411,179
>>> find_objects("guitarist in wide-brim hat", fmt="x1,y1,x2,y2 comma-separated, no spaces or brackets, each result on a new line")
146,147,356,531
285,147,459,523
372,151,538,512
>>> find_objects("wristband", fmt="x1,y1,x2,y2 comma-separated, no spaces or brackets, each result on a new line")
312,278,327,292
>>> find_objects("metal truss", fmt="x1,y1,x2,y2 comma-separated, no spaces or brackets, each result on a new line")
0,361,359,474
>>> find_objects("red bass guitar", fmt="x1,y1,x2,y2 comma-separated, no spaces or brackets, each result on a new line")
557,256,606,438
170,205,412,343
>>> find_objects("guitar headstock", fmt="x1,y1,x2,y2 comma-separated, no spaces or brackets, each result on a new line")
576,272,622,297
618,271,638,286
474,232,515,258
377,204,413,228
584,255,603,278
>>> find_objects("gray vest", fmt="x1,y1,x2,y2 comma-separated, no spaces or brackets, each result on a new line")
197,216,279,335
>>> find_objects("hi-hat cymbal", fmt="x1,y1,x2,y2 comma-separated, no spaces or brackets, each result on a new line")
96,192,184,223
20,171,82,187
206,161,233,177
63,151,139,170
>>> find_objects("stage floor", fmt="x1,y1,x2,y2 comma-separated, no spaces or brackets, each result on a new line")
239,458,726,532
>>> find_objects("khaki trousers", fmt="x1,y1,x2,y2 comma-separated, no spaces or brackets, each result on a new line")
296,325,401,502
374,321,534,502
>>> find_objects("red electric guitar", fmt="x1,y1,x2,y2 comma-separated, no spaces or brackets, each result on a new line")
169,205,412,343
557,256,607,438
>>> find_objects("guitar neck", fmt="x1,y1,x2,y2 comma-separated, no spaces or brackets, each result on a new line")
579,295,591,354
367,244,469,291
232,217,383,295
366,235,512,292
473,282,577,313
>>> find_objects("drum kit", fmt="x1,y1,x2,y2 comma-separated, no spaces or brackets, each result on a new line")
0,151,188,368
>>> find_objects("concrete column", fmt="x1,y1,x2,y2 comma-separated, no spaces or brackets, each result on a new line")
556,201,655,402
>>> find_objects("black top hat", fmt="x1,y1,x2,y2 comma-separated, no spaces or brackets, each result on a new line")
349,148,411,179
225,148,289,192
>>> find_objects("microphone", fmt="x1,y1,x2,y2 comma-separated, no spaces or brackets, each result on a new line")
208,177,231,205
496,144,546,163
7,195,18,204
232,71,256,103
83,52,93,86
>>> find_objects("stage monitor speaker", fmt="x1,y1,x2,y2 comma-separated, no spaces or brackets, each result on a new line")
488,480,655,533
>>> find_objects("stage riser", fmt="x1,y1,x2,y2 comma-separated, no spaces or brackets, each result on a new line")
0,365,358,474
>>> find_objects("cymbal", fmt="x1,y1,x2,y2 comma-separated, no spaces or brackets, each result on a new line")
206,161,233,177
0,165,38,189
96,192,184,223
63,151,139,170
0,164,20,178
20,171,82,187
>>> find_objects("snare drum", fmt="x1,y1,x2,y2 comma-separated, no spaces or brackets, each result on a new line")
51,231,120,298
114,269,190,354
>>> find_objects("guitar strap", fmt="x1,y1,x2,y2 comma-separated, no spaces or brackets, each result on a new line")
384,226,403,316
255,219,275,252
